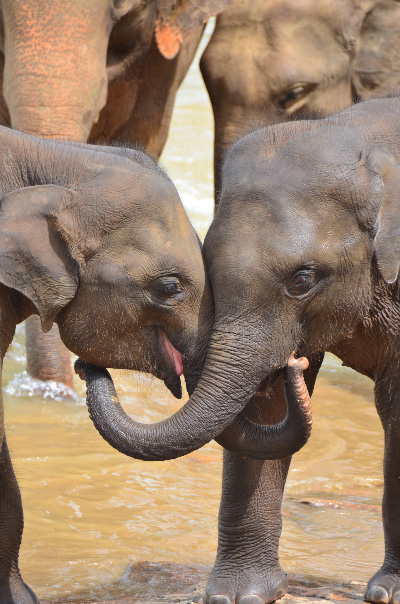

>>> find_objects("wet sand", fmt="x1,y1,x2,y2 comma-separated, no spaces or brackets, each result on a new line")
39,562,368,604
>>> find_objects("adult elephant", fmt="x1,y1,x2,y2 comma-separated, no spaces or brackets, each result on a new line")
77,95,400,604
200,0,400,203
0,0,230,388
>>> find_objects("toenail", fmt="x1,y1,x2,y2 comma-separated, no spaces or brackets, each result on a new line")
238,595,264,604
366,585,390,604
274,589,286,601
209,596,232,604
392,591,400,604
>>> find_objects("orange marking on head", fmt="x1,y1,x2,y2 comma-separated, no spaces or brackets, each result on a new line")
155,19,183,59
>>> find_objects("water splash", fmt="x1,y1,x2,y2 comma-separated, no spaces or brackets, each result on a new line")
4,323,26,364
5,371,83,403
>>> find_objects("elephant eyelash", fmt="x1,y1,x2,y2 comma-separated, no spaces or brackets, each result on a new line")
285,269,323,298
145,275,186,307
278,82,318,113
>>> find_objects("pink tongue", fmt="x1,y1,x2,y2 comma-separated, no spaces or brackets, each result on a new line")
161,332,183,377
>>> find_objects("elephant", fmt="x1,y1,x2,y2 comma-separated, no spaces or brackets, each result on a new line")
200,0,400,204
0,124,313,603
0,0,230,389
76,94,400,604
0,125,212,603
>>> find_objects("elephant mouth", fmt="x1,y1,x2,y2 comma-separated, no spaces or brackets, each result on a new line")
159,330,183,400
256,369,281,394
256,348,306,395
256,374,273,394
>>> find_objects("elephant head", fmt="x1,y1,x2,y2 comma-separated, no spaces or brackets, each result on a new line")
201,0,364,197
197,112,400,456
201,0,400,202
0,129,206,422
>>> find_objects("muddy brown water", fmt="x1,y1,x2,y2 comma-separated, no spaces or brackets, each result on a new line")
3,24,384,604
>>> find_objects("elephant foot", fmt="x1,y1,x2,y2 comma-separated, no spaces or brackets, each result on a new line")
205,559,288,604
0,575,40,604
366,565,400,604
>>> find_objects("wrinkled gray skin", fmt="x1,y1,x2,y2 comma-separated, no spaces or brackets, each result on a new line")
0,126,215,604
201,0,400,204
199,96,400,604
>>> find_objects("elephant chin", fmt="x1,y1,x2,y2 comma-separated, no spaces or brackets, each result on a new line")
163,374,182,399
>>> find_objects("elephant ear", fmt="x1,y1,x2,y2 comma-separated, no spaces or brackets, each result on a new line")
0,184,80,332
364,146,400,283
352,0,400,99
155,0,231,59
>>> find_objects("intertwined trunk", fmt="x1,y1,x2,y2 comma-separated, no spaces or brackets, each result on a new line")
76,319,312,461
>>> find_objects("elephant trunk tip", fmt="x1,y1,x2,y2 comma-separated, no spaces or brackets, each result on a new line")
287,352,309,372
74,358,86,381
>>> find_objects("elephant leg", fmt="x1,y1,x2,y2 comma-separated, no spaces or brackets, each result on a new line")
365,371,400,604
0,437,39,604
25,315,73,388
90,26,204,159
205,355,323,604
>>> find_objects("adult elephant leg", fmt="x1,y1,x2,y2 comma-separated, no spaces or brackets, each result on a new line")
90,26,205,158
0,436,38,603
206,355,322,604
25,316,73,387
365,369,400,604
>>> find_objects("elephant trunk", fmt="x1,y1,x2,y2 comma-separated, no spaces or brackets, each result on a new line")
74,342,261,461
2,0,109,142
75,320,312,461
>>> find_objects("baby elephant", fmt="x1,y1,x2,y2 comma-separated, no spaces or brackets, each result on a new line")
0,127,217,603
196,96,400,604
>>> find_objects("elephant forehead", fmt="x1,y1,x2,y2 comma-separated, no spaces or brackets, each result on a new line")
219,171,356,228
98,222,184,258
77,170,191,244
96,219,204,281
224,123,361,193
208,190,368,281
262,218,367,266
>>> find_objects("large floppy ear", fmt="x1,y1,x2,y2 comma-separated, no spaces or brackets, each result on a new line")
365,146,400,283
155,0,231,59
0,184,80,332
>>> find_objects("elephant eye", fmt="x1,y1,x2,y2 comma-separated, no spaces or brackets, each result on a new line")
286,269,320,297
151,276,183,300
278,82,317,113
